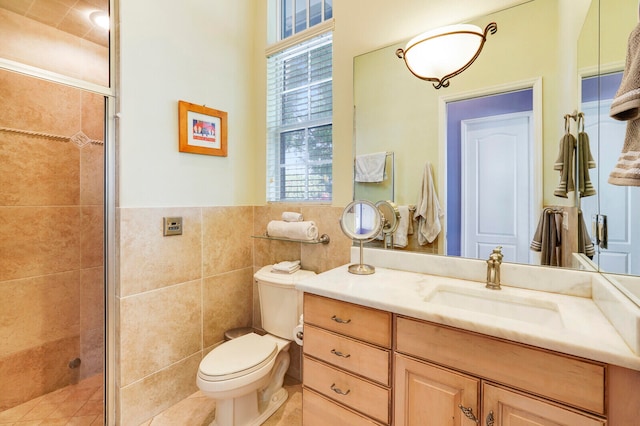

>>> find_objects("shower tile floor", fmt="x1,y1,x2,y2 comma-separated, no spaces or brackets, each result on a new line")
0,374,104,425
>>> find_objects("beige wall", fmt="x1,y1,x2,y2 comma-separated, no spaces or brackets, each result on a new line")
0,70,105,410
116,204,350,424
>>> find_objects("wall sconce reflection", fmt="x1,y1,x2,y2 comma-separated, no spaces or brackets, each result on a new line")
396,22,497,89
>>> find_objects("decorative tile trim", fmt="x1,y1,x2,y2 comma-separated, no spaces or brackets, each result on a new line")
0,126,104,146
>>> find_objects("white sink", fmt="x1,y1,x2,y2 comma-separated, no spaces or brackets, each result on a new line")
425,285,564,328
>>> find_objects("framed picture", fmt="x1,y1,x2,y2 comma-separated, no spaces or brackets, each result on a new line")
178,100,228,156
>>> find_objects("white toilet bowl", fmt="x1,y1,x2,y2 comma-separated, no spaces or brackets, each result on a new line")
196,265,315,426
197,332,291,426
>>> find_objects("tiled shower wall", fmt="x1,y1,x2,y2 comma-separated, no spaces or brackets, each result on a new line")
0,70,105,411
116,204,351,425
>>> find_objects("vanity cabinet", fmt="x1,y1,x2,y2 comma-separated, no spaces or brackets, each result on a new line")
395,316,606,425
301,294,640,425
302,294,392,425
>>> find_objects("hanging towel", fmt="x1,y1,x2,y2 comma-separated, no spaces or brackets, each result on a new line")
414,162,444,245
609,23,640,186
554,133,576,198
392,205,410,248
577,131,597,197
266,220,318,241
355,152,387,182
577,211,595,259
530,208,562,266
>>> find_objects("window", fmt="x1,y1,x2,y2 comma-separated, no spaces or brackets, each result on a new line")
266,2,333,202
280,0,332,39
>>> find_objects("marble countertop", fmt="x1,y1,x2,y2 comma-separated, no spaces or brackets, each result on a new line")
296,264,640,371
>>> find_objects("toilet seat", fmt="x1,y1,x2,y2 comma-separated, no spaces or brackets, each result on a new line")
198,333,278,382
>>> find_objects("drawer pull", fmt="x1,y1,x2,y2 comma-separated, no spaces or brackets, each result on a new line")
330,383,351,396
331,349,351,358
486,410,494,426
458,404,479,423
331,315,351,324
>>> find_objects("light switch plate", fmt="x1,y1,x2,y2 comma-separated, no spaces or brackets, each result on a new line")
163,217,182,236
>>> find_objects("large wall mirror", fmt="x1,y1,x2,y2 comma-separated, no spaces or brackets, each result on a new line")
353,0,640,292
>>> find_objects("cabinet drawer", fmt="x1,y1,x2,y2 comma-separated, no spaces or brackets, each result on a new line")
396,316,605,415
304,324,391,386
304,356,390,424
304,293,392,348
303,389,384,426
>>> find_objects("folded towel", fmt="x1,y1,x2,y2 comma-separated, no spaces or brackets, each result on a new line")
609,23,640,186
281,211,303,222
272,260,301,274
414,162,444,245
266,220,319,241
354,152,387,182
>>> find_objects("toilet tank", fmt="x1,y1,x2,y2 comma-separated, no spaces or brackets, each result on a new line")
254,265,316,339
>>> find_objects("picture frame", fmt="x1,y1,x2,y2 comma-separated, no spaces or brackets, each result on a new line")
178,100,228,156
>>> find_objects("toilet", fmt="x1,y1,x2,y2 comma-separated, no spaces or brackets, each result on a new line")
197,265,315,426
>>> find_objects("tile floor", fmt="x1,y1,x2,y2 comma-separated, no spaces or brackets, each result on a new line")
143,376,302,426
0,375,301,426
0,374,104,426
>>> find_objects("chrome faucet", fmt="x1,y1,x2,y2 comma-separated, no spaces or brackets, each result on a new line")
486,246,503,290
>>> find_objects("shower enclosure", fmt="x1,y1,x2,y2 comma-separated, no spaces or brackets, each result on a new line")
0,0,112,422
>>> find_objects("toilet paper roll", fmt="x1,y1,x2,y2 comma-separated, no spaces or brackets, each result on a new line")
293,324,304,346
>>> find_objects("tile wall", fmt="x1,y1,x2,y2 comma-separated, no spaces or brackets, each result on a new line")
116,204,352,424
0,70,105,411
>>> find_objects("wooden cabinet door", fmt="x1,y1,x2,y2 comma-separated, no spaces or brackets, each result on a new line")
394,354,480,426
482,383,606,426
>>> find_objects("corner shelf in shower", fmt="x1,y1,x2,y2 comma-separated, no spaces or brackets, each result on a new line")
251,233,331,244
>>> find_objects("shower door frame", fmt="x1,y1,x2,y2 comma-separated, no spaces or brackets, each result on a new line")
0,0,117,421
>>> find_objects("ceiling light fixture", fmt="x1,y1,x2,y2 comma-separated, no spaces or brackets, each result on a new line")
90,11,110,30
396,22,497,89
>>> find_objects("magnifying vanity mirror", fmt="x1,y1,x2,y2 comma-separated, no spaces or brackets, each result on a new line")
376,200,401,249
340,200,384,274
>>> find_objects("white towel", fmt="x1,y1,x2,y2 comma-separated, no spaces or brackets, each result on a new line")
266,220,319,241
392,205,410,248
355,152,387,182
281,211,303,222
272,260,301,274
414,162,444,245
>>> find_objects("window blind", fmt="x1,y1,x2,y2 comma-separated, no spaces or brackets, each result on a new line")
266,31,333,202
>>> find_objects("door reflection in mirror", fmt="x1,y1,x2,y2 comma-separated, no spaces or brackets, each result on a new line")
446,89,535,264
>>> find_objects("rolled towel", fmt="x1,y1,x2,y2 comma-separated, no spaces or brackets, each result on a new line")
282,211,303,222
266,220,319,241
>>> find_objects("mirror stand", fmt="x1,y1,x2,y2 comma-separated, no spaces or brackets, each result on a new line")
349,240,376,275
340,200,384,275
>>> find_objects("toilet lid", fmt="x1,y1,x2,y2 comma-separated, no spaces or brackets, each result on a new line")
199,333,278,381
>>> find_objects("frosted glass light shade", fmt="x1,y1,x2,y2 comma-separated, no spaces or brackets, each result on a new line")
396,22,497,89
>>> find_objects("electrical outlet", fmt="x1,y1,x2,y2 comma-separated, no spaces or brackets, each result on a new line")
163,217,182,236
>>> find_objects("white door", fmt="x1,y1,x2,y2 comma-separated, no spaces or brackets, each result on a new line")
461,112,533,263
581,99,640,275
